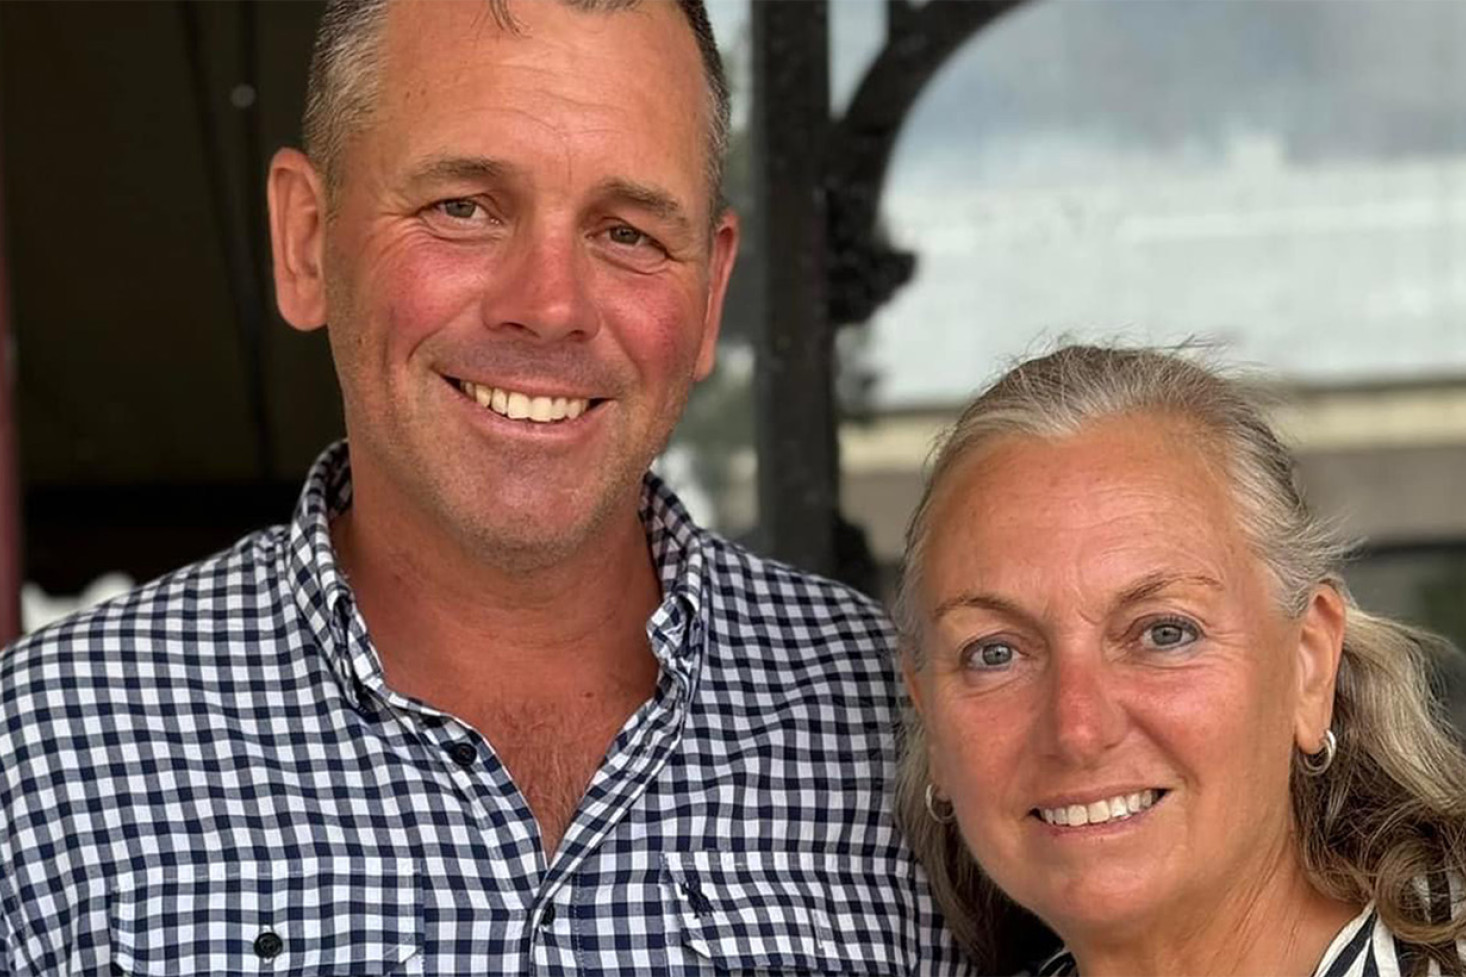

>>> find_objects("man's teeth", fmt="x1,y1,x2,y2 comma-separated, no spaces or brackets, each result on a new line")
459,380,588,423
1039,789,1159,827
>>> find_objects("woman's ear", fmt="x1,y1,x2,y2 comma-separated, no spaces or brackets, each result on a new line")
901,650,926,713
1293,584,1347,753
901,651,948,788
268,148,329,331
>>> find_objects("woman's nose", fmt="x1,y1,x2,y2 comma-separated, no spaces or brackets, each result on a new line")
1041,651,1129,765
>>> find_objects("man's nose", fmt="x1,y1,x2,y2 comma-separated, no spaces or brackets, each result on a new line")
1040,648,1128,766
484,228,600,343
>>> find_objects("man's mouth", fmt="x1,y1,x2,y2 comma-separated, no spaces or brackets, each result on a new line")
1034,789,1166,827
450,377,595,424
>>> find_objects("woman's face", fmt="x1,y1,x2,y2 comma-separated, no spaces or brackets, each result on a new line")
906,414,1341,944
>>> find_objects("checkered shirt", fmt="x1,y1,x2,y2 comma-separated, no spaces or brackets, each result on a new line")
0,443,970,975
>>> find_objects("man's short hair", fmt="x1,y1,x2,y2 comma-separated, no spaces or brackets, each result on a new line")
301,0,731,213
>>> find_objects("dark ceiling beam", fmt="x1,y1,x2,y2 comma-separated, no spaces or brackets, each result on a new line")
750,0,1027,589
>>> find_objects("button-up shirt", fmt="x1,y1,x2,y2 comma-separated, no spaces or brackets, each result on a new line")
0,443,969,975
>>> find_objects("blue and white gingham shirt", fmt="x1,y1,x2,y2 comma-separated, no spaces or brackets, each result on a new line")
0,443,969,975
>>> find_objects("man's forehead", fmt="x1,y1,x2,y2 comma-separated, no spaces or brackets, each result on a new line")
371,0,704,130
358,0,715,211
379,0,685,62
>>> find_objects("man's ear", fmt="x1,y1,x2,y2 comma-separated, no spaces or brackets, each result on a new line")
268,148,329,332
693,209,740,381
1294,584,1347,754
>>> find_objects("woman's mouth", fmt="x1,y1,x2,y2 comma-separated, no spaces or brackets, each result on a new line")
1034,788,1167,827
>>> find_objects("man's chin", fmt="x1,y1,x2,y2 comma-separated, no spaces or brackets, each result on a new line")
450,489,633,573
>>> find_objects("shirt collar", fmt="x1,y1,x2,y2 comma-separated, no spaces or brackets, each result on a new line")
639,470,711,685
285,442,713,698
285,442,358,696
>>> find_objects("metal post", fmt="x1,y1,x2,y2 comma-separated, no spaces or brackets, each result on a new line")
750,0,837,579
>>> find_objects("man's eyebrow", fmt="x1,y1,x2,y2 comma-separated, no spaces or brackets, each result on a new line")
402,155,517,191
595,178,694,233
1115,570,1224,608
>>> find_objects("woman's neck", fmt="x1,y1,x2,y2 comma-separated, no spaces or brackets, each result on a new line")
1069,853,1361,977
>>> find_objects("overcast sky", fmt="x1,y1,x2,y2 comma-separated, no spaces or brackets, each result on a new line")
704,1,1466,403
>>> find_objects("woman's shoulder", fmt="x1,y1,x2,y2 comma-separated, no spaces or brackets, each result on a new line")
1316,882,1465,977
1026,947,1077,976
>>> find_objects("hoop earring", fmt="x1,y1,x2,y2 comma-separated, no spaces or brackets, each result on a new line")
1300,729,1337,776
925,783,956,824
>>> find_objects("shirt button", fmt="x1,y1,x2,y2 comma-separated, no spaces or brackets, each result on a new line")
449,741,478,768
253,931,284,960
540,904,557,928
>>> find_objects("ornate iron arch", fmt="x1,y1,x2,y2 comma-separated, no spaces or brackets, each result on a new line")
751,0,1026,589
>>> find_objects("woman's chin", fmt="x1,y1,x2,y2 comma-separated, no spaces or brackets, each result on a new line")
991,846,1179,944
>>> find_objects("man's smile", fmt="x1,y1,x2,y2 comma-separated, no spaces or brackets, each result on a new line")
447,376,603,425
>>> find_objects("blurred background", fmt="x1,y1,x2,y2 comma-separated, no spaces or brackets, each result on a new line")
0,0,1462,723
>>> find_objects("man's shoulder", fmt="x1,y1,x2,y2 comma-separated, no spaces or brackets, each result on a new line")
697,530,892,637
1,524,293,700
693,531,903,706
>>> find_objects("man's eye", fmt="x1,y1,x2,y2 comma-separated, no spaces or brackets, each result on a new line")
1142,617,1200,650
964,641,1015,669
437,199,480,220
607,225,651,247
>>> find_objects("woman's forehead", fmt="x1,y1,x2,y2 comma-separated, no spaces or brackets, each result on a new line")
922,417,1256,598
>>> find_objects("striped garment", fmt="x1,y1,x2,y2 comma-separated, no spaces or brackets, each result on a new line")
1036,878,1464,977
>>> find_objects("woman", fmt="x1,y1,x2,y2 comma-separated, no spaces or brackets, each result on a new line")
896,345,1466,976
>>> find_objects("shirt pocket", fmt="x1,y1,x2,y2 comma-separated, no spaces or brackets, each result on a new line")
662,850,911,974
108,855,420,976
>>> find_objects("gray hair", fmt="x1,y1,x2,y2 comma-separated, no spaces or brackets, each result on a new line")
301,0,731,214
894,344,1466,974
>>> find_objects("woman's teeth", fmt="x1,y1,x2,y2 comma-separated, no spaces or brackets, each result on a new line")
459,380,588,423
1038,789,1160,827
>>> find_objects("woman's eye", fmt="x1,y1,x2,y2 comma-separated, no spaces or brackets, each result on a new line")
1142,618,1200,650
964,641,1015,669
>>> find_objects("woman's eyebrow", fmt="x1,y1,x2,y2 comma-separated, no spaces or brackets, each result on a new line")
1115,571,1224,609
932,571,1223,625
931,591,1031,625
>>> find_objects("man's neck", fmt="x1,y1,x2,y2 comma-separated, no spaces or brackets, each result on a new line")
330,472,666,857
330,479,664,705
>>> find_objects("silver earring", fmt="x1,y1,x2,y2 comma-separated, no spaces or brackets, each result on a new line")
924,783,956,824
1300,729,1337,776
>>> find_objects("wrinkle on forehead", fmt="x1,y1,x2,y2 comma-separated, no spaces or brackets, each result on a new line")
366,0,707,215
921,415,1255,625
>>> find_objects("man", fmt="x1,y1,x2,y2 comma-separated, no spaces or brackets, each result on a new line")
0,1,969,972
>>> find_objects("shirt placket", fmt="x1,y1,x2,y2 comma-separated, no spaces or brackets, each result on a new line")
325,530,706,974
333,598,546,972
527,595,703,975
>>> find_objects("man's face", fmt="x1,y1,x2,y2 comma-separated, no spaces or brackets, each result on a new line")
318,0,736,567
